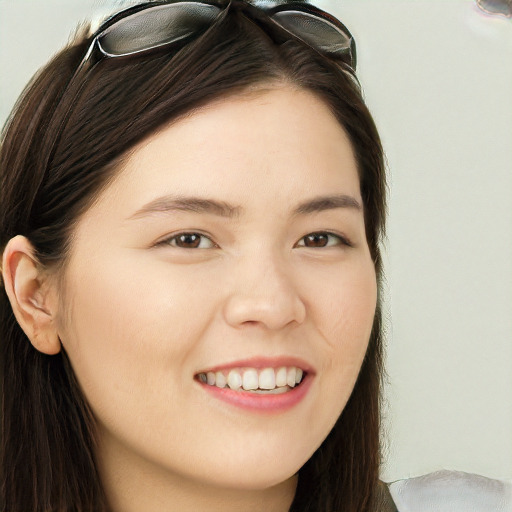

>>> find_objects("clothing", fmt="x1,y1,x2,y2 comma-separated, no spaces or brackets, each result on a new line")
373,480,399,512
380,470,512,512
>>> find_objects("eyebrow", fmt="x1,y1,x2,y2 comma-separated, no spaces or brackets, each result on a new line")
127,193,362,220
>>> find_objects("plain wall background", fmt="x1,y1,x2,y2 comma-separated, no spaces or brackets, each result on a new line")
1,0,511,482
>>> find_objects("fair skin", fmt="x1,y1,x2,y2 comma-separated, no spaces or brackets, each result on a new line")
2,85,377,512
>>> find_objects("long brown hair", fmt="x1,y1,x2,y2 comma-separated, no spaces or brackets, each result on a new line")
0,2,387,511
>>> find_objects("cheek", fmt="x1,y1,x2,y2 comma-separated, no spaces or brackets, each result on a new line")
57,252,218,415
312,254,377,344
314,257,377,398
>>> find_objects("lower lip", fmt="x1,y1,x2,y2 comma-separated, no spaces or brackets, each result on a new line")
198,373,313,412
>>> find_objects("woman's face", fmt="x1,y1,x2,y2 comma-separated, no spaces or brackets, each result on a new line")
55,85,377,492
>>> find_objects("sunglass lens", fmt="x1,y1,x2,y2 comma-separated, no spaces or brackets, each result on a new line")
98,3,222,57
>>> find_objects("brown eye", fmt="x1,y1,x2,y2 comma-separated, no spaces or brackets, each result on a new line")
304,233,329,247
297,232,350,248
164,233,216,249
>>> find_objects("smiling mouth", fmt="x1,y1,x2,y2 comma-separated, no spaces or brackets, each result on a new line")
196,366,305,394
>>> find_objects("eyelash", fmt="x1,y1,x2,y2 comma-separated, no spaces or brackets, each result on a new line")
157,231,353,250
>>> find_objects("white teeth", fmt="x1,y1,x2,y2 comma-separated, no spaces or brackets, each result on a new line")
227,370,242,390
198,366,305,391
259,368,276,390
242,369,259,390
248,386,290,395
287,367,297,388
215,371,227,388
275,367,287,387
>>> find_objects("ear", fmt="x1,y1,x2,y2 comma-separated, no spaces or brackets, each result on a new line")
1,235,61,355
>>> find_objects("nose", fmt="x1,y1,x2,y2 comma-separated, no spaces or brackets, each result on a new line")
222,249,306,331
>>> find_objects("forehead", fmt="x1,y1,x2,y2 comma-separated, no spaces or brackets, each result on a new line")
90,85,361,220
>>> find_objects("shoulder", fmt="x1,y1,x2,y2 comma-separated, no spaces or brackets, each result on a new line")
385,469,512,512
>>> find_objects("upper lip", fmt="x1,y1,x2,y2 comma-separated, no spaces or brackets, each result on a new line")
196,356,316,375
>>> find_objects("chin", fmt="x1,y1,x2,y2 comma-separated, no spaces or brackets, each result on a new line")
206,466,300,492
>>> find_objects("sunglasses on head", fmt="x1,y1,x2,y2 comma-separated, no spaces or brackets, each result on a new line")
45,1,356,173
80,0,356,71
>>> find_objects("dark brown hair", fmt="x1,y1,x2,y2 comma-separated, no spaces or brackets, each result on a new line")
0,2,386,511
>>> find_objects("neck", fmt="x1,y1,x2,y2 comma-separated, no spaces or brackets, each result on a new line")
97,430,298,512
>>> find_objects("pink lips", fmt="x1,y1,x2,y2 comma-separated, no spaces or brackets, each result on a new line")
195,356,315,413
198,356,315,374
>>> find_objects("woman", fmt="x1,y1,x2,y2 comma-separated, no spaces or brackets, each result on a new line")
0,1,392,510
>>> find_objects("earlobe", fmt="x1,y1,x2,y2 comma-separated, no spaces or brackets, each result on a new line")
1,235,61,355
